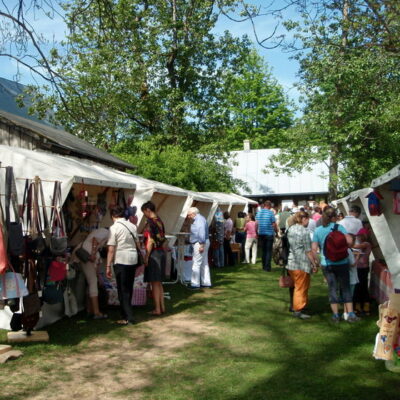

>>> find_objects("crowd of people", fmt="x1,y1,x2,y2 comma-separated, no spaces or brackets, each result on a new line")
71,198,372,326
207,200,373,323
273,202,371,322
72,201,169,325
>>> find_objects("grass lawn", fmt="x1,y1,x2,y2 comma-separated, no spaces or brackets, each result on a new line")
0,262,398,400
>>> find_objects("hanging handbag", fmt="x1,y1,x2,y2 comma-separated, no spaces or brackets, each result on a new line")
50,181,68,256
48,260,67,282
0,265,29,299
42,282,64,304
5,166,24,257
63,282,78,317
22,260,41,317
23,179,47,258
279,268,294,288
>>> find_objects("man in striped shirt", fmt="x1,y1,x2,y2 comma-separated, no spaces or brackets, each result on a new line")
256,200,277,271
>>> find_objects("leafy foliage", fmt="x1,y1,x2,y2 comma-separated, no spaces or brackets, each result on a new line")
113,139,244,192
269,0,400,199
218,49,293,150
24,0,292,192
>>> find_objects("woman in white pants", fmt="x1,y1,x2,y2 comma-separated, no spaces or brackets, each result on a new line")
244,214,258,264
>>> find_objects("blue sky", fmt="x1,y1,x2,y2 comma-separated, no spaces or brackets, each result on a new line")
1,1,300,104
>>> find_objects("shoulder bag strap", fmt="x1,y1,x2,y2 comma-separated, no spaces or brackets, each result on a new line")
38,177,50,233
5,167,12,226
117,221,140,251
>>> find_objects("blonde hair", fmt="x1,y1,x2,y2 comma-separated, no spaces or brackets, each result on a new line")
294,211,309,224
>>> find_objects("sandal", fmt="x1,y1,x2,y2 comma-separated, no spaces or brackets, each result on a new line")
116,319,129,325
147,311,162,316
93,314,108,320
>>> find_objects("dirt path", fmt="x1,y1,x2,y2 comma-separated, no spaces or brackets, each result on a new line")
16,312,219,400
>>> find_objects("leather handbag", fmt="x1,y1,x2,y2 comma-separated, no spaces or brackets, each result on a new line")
42,282,64,304
279,268,294,288
5,167,24,257
75,244,91,263
24,177,50,257
22,260,41,316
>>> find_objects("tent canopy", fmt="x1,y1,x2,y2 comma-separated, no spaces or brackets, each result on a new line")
0,145,136,206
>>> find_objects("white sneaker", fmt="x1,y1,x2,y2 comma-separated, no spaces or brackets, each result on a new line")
342,312,349,321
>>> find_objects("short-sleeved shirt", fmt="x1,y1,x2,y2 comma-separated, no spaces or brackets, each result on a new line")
244,221,258,238
355,242,372,269
256,208,275,235
338,216,363,235
224,218,233,239
81,228,109,264
287,224,312,273
235,218,245,231
313,223,348,266
278,211,291,229
107,218,138,265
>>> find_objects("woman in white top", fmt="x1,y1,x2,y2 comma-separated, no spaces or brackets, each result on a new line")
106,206,139,325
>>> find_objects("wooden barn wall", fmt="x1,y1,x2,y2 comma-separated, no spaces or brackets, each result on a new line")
0,121,36,150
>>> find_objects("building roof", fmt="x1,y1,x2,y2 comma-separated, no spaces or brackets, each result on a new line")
229,148,329,197
0,77,134,170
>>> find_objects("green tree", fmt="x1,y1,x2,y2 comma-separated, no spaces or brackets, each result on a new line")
268,0,400,199
24,0,292,191
220,49,293,150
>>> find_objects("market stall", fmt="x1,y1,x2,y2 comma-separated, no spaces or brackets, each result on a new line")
0,146,138,330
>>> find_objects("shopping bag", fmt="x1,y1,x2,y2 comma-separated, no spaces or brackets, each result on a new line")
131,265,147,306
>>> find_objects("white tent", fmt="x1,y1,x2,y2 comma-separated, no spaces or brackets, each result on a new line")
201,192,257,218
0,145,136,206
336,165,400,291
0,145,193,241
187,191,217,225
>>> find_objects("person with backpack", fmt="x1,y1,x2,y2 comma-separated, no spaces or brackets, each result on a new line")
287,211,319,319
312,207,359,323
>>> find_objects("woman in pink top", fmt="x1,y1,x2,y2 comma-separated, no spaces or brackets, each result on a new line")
312,206,322,222
244,214,258,264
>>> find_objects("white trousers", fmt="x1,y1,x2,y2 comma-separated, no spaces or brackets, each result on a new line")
245,237,258,264
191,240,211,287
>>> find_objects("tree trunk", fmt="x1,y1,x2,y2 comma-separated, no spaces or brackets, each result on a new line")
328,144,339,202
